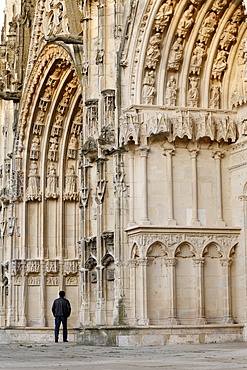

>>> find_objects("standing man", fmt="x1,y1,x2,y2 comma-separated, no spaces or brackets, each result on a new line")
52,291,71,342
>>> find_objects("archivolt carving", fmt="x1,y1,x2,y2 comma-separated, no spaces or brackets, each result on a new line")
17,45,74,155
175,243,196,258
147,242,168,257
132,0,245,109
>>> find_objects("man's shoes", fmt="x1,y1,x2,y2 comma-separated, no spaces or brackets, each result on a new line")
55,340,58,342
63,340,68,342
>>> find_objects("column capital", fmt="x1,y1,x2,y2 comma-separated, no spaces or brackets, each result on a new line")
220,258,233,267
138,258,148,266
128,260,137,268
212,149,224,159
165,257,177,266
193,257,205,266
138,146,149,157
163,147,175,157
189,148,199,159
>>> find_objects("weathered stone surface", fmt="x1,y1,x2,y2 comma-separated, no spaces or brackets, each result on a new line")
0,0,247,345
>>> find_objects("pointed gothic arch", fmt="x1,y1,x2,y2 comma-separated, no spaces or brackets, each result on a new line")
13,43,82,328
131,0,247,110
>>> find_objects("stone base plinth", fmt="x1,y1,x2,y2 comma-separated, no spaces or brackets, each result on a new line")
0,325,244,346
76,324,244,347
0,327,77,344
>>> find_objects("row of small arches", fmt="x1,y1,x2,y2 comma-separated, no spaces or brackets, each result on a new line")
131,240,236,260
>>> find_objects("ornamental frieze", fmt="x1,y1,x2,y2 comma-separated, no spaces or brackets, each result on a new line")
27,276,40,285
45,260,59,274
65,276,78,286
46,276,59,286
63,260,78,275
26,260,40,274
121,108,238,145
128,231,239,259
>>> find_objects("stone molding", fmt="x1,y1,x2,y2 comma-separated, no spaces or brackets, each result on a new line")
126,226,240,259
121,106,239,145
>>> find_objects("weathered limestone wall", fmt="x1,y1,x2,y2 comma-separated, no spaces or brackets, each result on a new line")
0,0,247,345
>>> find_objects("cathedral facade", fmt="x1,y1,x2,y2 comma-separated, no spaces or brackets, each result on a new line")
0,0,247,345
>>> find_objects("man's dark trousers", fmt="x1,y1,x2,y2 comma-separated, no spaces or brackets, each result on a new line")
55,316,68,342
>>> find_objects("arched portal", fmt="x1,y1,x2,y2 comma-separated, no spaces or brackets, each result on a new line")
13,44,82,328
131,0,247,111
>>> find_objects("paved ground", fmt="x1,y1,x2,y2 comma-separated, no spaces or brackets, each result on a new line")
0,342,246,369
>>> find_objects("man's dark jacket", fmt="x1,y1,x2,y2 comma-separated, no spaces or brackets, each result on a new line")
52,297,71,318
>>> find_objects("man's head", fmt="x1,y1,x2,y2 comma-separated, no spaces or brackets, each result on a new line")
59,291,65,298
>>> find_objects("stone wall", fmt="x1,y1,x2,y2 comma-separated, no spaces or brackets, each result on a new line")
0,0,247,345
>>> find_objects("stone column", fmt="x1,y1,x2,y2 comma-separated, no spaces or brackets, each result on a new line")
79,268,90,325
40,261,46,326
59,261,64,291
220,258,234,323
139,147,150,225
19,262,27,327
189,149,201,226
212,150,225,227
7,264,13,327
138,258,149,325
128,151,136,226
165,258,178,324
193,258,206,324
163,148,176,225
129,260,137,325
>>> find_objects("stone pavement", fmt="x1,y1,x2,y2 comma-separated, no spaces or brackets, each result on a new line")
0,342,246,369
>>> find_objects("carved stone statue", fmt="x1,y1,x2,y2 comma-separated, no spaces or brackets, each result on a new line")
39,85,53,111
198,12,217,43
190,41,206,74
72,109,83,135
219,22,237,51
188,77,199,107
210,80,221,109
212,0,228,14
142,70,156,104
46,163,58,199
67,134,78,159
165,75,177,106
58,89,71,115
48,137,59,162
212,50,228,79
26,161,41,201
145,32,162,69
51,113,64,137
33,110,45,135
168,37,184,70
30,136,40,160
64,164,78,200
154,0,173,32
177,5,194,38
